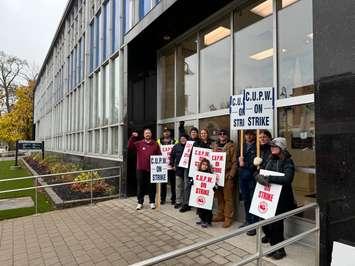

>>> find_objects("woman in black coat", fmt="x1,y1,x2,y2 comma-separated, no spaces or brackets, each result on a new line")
255,137,296,260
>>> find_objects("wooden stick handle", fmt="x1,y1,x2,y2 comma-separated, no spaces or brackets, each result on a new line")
156,183,161,209
240,130,244,156
256,129,260,158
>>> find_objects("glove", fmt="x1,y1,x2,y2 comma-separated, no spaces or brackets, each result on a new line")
213,184,218,192
255,174,269,186
253,157,263,166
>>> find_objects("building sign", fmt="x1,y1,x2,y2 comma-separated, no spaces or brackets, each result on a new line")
160,144,174,170
243,87,274,130
188,147,212,178
18,141,43,150
230,94,246,130
189,171,216,210
211,152,226,187
150,155,168,183
249,169,283,219
178,141,195,168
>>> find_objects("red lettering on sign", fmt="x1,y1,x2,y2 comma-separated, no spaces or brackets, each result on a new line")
201,182,207,188
258,191,273,202
196,188,209,195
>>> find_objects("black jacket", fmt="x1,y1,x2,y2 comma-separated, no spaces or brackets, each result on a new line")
260,143,272,169
264,151,296,213
170,143,186,177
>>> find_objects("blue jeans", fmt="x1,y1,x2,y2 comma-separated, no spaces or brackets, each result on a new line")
239,168,259,225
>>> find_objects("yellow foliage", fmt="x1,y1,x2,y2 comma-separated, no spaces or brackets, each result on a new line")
0,81,34,144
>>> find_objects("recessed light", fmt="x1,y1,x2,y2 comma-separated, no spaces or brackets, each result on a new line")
250,48,273,60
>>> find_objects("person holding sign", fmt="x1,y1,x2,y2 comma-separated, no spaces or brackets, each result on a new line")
212,129,237,228
255,137,296,260
180,127,200,213
253,129,272,168
194,158,216,228
157,127,177,205
170,134,189,209
238,129,259,236
128,129,161,210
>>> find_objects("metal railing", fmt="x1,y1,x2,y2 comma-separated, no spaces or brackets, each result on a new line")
0,166,122,214
131,203,320,266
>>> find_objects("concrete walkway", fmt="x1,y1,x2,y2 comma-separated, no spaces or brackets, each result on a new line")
0,197,315,266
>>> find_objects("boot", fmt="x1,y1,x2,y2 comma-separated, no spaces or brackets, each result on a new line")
223,218,233,228
212,215,224,222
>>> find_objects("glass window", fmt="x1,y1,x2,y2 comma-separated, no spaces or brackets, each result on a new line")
112,57,119,124
199,115,230,141
97,71,102,127
103,2,110,60
102,128,108,154
104,65,110,125
90,22,94,72
200,17,231,113
112,126,118,154
89,77,94,129
160,49,175,119
139,0,151,18
176,36,198,116
278,103,315,218
234,0,273,94
88,131,93,153
278,0,313,98
95,129,100,153
112,0,120,52
95,13,101,68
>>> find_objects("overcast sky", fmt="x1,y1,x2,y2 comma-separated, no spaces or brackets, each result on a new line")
0,0,68,69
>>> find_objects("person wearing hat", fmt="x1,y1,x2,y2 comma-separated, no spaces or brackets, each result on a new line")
212,129,237,228
180,127,200,212
238,129,259,235
255,137,296,260
157,127,177,205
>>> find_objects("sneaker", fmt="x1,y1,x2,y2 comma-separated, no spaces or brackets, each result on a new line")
196,220,202,225
266,251,274,258
174,203,181,209
272,249,286,260
201,222,208,228
179,205,191,213
150,203,156,209
262,236,270,244
246,229,256,236
136,204,143,210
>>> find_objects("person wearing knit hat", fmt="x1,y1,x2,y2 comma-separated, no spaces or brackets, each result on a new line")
255,136,296,260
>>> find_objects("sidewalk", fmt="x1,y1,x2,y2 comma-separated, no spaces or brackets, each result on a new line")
0,197,315,266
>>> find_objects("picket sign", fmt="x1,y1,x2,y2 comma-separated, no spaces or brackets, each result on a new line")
150,155,168,183
249,169,283,219
211,152,226,187
188,147,212,179
178,141,195,168
189,171,216,210
160,144,174,170
230,94,246,131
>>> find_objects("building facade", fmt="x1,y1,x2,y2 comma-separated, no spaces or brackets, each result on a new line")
34,0,355,264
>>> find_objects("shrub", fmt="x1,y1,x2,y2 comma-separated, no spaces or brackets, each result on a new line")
71,171,110,194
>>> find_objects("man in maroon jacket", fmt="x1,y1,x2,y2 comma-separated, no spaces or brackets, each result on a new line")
128,128,161,210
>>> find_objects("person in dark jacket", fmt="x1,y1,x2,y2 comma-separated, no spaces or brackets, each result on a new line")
255,137,296,260
170,134,188,209
157,127,177,205
180,127,200,213
253,129,272,169
238,130,259,235
128,128,161,210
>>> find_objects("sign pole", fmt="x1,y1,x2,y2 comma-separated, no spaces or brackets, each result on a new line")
42,140,45,160
156,183,161,209
256,129,260,158
240,130,244,156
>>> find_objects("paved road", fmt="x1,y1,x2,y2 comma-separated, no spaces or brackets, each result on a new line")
0,197,313,266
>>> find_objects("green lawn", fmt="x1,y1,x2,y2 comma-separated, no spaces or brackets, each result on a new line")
0,160,53,220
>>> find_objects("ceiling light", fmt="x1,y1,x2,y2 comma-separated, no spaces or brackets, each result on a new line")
204,26,231,46
307,33,313,39
282,0,298,8
250,48,273,60
250,0,272,17
282,48,287,53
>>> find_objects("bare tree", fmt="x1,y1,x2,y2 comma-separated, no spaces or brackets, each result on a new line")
0,51,28,113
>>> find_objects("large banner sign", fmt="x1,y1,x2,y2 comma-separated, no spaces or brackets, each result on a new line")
189,171,216,210
178,141,195,168
249,169,283,219
188,147,212,178
243,87,274,130
150,155,168,183
230,94,246,130
211,152,226,187
160,144,174,170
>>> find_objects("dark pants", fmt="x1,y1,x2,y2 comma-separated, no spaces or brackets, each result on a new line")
182,168,192,206
263,220,284,245
239,168,259,225
136,170,156,204
198,208,213,223
161,170,176,203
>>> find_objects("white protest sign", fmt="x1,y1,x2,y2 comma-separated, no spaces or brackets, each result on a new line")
332,242,355,266
211,152,226,187
230,94,246,130
249,169,283,219
188,147,212,178
244,87,274,130
160,144,174,170
178,141,194,168
189,171,216,210
150,155,168,183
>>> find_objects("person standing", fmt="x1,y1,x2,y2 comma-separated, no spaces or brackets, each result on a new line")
253,129,272,169
157,127,177,205
238,130,258,235
128,128,161,210
170,134,188,209
212,129,237,228
255,137,296,260
180,127,200,213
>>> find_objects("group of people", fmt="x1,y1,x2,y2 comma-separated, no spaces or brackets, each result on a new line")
128,124,296,260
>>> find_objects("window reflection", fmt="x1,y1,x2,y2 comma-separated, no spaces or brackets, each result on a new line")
160,49,175,119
